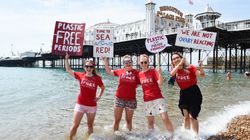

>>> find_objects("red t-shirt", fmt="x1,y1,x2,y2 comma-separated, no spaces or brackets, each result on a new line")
113,69,140,100
175,65,197,90
138,69,163,102
74,72,104,106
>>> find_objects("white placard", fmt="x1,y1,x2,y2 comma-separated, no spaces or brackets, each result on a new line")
145,34,170,53
175,28,217,51
93,29,114,57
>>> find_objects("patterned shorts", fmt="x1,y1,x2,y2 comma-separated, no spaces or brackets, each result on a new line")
114,97,137,110
74,103,97,113
144,98,167,116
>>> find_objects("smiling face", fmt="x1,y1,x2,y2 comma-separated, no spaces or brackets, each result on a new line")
171,53,182,66
84,61,95,74
123,55,133,71
139,54,149,70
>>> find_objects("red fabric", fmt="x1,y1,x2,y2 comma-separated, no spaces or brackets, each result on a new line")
74,72,103,106
138,69,163,102
175,65,197,90
113,69,140,100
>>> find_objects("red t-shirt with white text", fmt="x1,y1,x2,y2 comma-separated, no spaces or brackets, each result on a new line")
175,65,197,90
74,72,104,106
113,69,140,100
138,69,163,102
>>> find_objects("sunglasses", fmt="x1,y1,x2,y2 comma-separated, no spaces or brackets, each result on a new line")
172,56,180,61
140,61,148,65
123,60,132,64
85,65,94,69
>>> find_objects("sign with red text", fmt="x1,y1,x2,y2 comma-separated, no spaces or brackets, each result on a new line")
93,29,114,57
145,34,170,53
52,21,85,56
175,28,217,51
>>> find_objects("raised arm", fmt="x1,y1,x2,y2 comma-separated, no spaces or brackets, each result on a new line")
65,53,74,77
170,58,185,76
156,53,163,86
196,60,205,78
103,57,114,76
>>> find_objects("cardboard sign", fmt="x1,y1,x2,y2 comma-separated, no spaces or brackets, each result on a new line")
52,21,85,56
145,34,169,53
175,28,217,51
93,29,114,58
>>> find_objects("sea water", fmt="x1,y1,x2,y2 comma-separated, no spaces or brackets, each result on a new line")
0,67,249,140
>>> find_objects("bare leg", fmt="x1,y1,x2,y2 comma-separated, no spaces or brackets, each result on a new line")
113,106,123,131
86,113,96,135
125,108,134,131
146,116,155,129
161,112,174,133
182,109,190,129
190,114,199,134
69,111,84,140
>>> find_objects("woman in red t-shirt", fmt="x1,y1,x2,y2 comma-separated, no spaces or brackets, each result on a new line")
170,52,205,134
103,55,140,132
138,54,174,134
65,53,105,140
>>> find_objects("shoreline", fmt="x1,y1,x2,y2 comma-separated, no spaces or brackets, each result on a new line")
207,114,250,140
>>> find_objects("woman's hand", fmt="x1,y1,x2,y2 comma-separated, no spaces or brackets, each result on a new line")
177,58,185,69
65,53,70,59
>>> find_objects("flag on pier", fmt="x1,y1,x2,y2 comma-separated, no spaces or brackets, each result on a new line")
188,0,193,5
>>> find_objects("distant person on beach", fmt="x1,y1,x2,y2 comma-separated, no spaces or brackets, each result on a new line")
170,52,205,134
65,53,105,140
244,71,250,78
138,54,174,134
226,71,232,80
103,55,140,132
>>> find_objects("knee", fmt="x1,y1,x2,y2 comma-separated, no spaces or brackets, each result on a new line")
87,122,93,129
190,116,197,121
126,118,132,124
71,123,80,130
148,120,154,126
183,115,190,121
114,118,121,124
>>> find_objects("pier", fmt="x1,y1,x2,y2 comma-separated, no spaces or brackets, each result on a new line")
1,27,249,73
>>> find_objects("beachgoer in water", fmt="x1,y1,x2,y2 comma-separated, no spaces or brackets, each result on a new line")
170,52,205,134
226,71,232,80
103,55,140,132
244,71,250,78
65,53,105,140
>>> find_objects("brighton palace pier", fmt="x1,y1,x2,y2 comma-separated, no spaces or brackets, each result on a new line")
1,0,249,73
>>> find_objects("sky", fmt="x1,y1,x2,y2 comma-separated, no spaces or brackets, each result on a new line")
0,0,250,57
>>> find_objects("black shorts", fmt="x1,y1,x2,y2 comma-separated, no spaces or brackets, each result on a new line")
178,85,202,119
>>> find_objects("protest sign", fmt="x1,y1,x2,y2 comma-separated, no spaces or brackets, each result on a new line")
145,34,170,53
175,28,217,51
52,21,85,56
93,29,114,58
